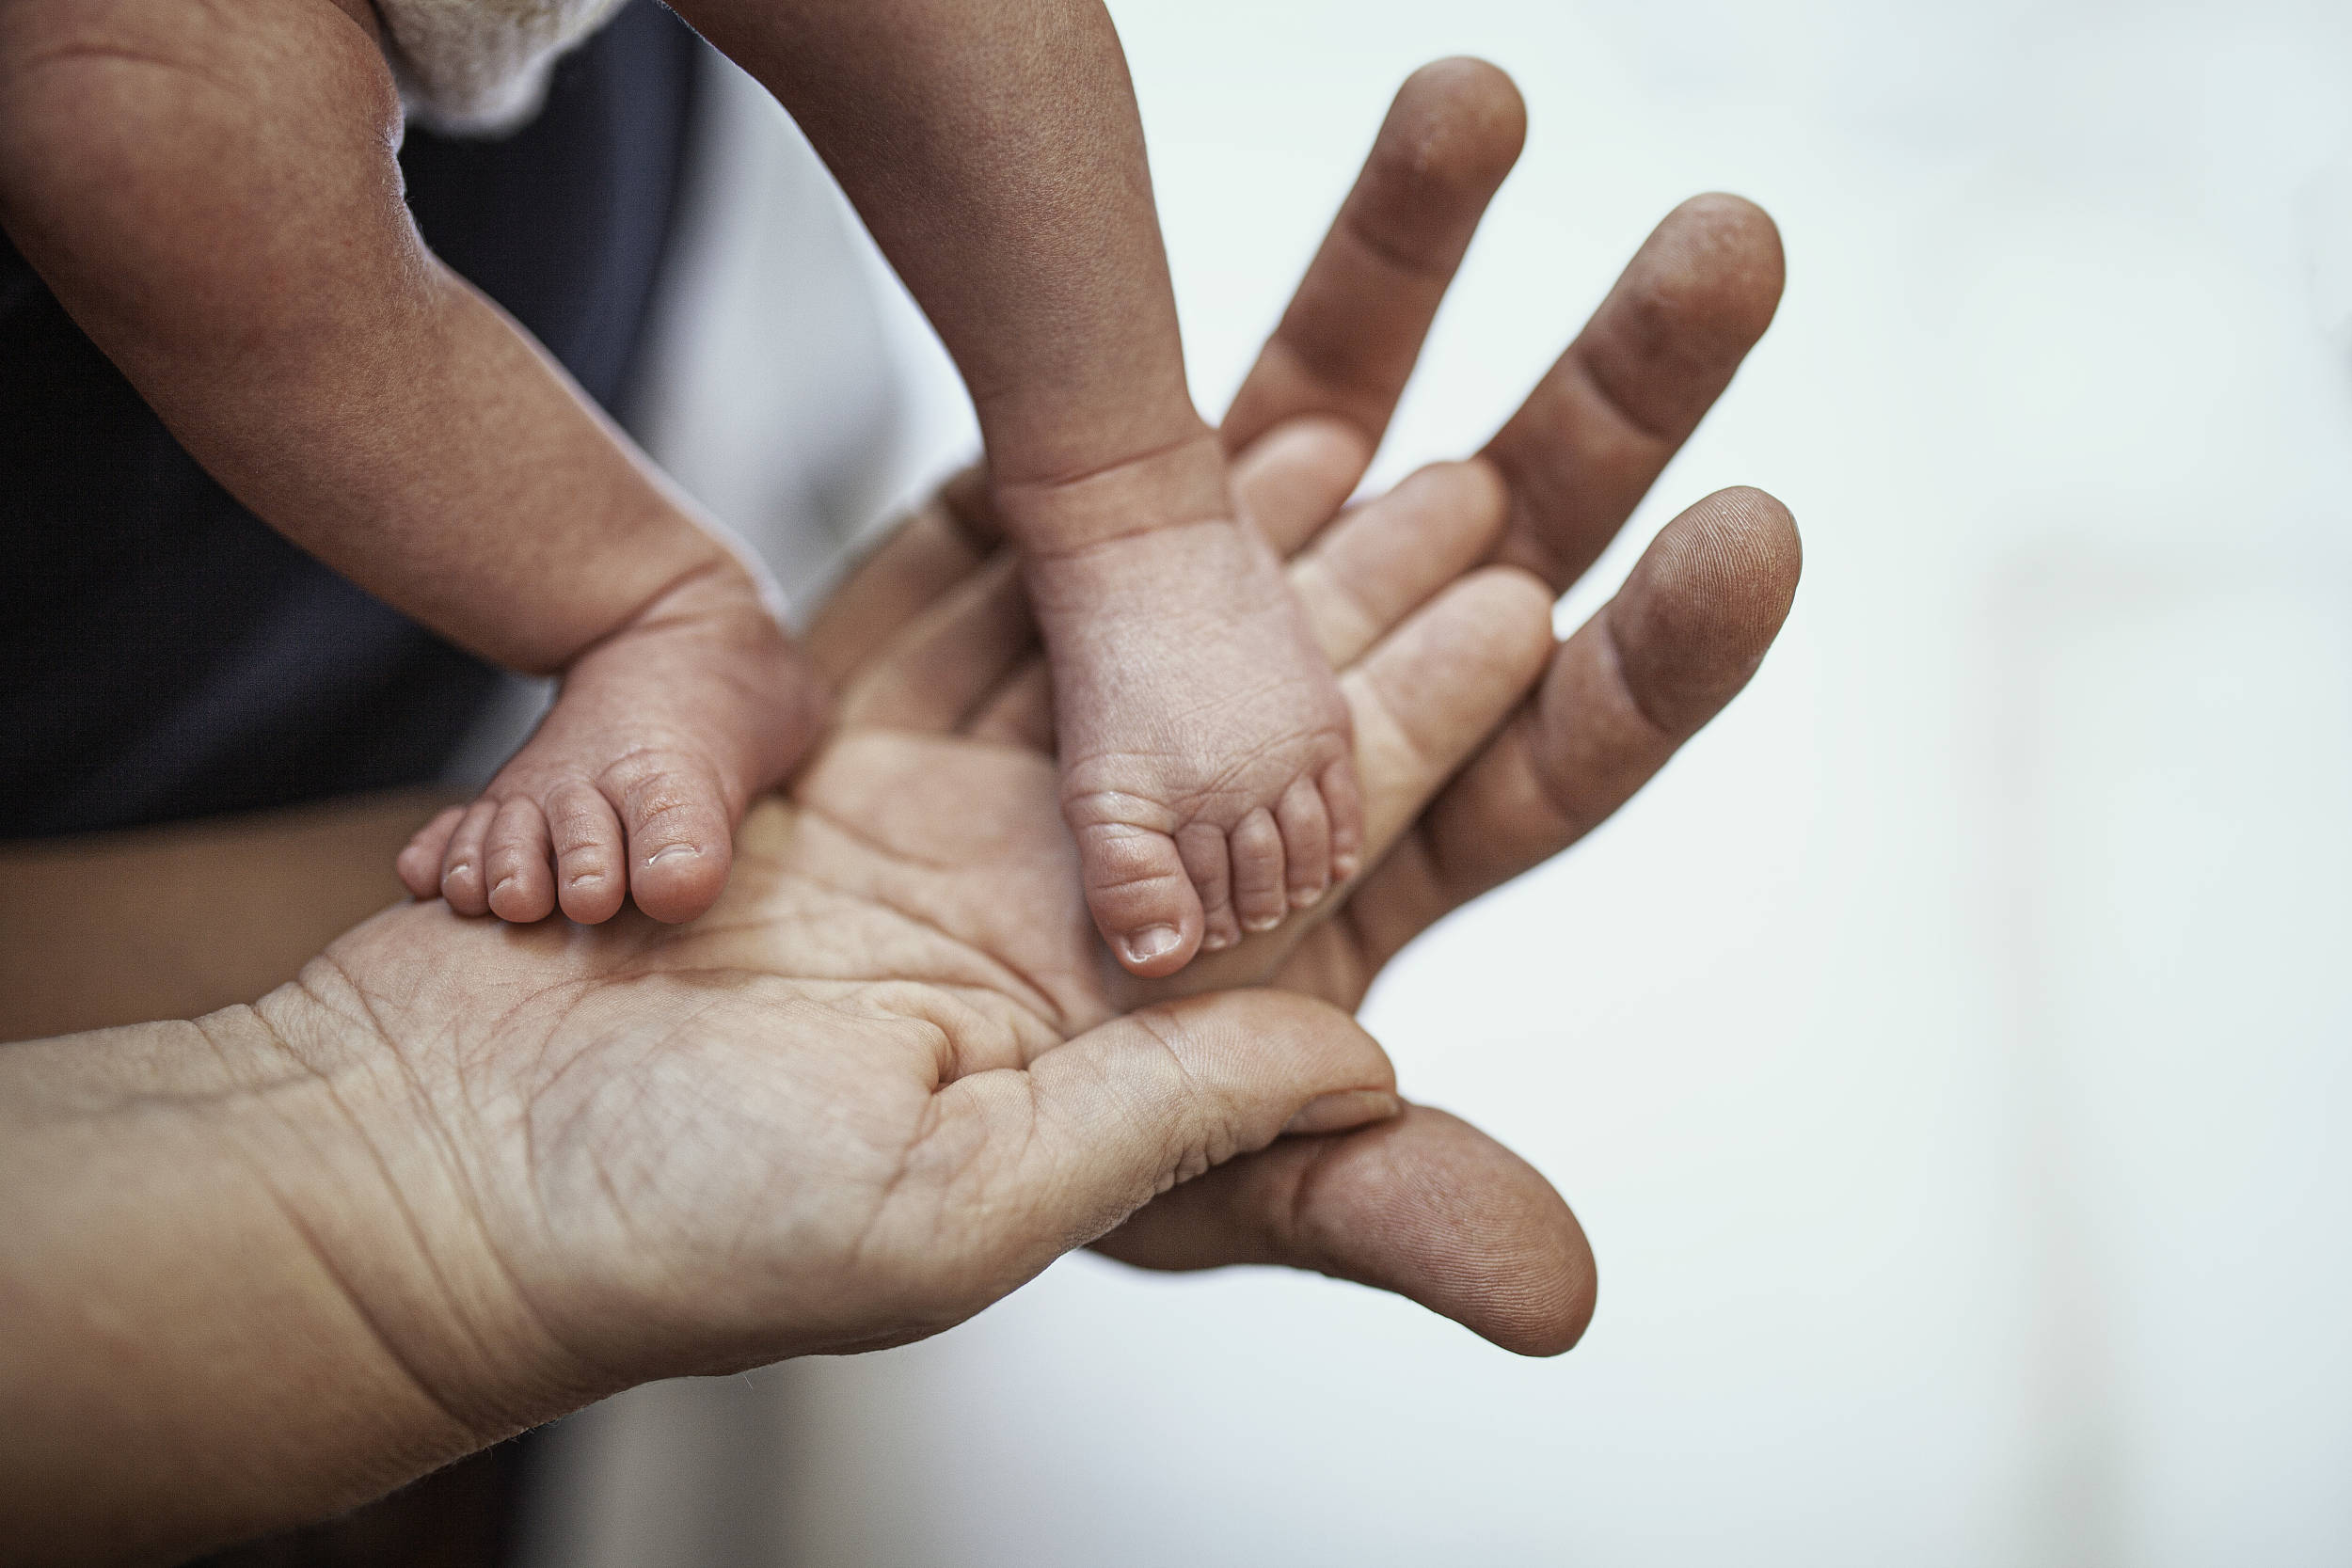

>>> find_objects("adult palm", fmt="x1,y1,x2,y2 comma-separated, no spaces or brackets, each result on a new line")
0,62,1802,1568
270,58,1798,1448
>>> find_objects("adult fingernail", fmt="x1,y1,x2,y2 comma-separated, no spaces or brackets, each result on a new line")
1123,924,1181,964
1283,1089,1402,1137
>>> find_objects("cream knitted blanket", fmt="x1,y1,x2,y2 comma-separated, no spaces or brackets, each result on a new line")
376,0,631,134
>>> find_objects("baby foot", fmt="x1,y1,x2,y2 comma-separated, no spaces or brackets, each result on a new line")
1025,516,1359,977
397,571,826,925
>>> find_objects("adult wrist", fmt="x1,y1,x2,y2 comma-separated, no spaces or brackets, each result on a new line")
0,967,568,1561
238,946,612,1440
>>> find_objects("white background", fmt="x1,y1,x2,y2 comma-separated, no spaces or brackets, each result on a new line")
535,2,2352,1562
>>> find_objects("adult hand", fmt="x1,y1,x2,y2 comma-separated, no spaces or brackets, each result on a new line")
2,435,1587,1562
806,59,1797,1326
0,59,1797,1567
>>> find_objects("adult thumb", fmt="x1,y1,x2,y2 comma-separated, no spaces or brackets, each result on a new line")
932,990,1403,1294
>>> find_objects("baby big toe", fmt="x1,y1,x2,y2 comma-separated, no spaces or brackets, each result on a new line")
1229,807,1290,934
484,798,556,923
616,765,734,924
1076,821,1204,976
548,781,626,925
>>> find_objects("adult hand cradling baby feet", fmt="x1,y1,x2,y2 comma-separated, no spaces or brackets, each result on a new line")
0,47,1804,1560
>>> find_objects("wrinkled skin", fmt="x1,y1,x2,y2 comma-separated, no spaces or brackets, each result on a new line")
253,57,1800,1443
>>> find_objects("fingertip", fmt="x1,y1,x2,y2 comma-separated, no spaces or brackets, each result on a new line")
1388,57,1528,200
1452,565,1565,677
1300,1105,1601,1356
1393,457,1512,552
1670,191,1783,262
1691,484,1804,595
1231,415,1376,555
1609,486,1802,737
1639,193,1788,359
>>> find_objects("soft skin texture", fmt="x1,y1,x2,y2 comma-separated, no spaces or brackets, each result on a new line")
681,0,1362,974
0,63,1798,1568
0,0,1358,963
0,0,824,927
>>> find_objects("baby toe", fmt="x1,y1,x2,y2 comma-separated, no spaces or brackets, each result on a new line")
1275,774,1332,910
398,805,467,901
1321,757,1364,882
1178,822,1240,953
1229,807,1289,934
484,798,555,924
613,759,735,924
437,800,501,918
548,781,626,925
1074,820,1203,976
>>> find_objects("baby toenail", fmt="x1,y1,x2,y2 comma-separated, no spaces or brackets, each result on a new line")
1122,925,1181,964
1202,930,1233,953
1289,886,1323,910
645,844,700,865
1242,912,1281,933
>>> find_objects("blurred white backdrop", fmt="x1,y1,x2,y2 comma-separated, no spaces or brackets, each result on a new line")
532,2,2352,1562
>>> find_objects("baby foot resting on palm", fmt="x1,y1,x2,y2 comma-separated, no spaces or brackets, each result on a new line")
1024,511,1360,977
397,570,826,926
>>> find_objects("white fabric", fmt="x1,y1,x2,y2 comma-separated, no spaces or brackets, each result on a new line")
375,0,628,134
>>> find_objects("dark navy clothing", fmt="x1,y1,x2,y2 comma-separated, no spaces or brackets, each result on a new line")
0,1,701,837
